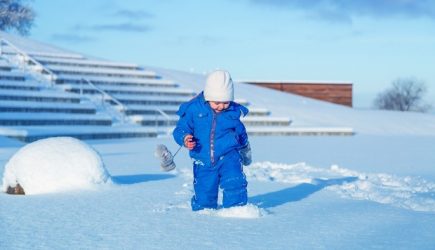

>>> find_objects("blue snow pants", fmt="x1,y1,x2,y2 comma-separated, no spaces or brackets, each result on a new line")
191,151,248,211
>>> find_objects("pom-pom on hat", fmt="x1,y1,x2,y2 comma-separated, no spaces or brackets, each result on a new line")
204,70,234,102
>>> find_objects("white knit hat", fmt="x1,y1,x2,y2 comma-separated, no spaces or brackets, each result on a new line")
204,70,234,102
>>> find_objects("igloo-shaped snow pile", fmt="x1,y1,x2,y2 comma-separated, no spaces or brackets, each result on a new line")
2,137,111,195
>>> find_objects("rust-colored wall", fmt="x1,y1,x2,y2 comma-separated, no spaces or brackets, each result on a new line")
245,82,353,107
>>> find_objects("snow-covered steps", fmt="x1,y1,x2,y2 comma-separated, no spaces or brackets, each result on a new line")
61,84,196,97
129,115,292,127
130,115,176,126
0,32,340,141
247,107,271,117
0,113,112,126
123,105,271,117
54,74,177,87
110,94,191,106
0,89,82,103
246,127,354,136
242,116,291,126
0,126,162,142
34,56,141,70
0,80,44,91
0,101,96,114
47,65,157,79
120,97,248,106
0,71,26,81
123,105,179,115
0,60,12,71
27,51,85,60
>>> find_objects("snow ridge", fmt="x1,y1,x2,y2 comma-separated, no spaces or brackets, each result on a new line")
245,162,435,212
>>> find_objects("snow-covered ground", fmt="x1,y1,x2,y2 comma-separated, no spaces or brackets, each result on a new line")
1,132,435,249
1,33,434,248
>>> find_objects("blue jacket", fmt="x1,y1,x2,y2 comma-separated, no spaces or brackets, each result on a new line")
173,92,249,166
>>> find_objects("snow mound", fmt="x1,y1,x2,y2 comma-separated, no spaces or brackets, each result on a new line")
245,162,435,212
2,137,111,195
199,204,265,219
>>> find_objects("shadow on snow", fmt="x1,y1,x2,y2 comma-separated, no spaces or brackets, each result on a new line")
249,177,358,209
112,174,175,185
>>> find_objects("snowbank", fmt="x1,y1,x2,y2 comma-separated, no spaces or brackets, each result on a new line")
2,137,111,195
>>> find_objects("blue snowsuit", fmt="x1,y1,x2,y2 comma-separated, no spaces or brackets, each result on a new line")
173,92,249,211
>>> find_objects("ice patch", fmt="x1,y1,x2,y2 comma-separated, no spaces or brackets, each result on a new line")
199,204,265,219
246,161,435,212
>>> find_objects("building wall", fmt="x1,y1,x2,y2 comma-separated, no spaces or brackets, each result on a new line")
244,82,353,107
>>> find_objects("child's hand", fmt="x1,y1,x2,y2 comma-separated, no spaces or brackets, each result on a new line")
183,134,196,150
239,142,252,166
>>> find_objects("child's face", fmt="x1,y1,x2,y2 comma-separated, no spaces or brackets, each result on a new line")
209,101,230,113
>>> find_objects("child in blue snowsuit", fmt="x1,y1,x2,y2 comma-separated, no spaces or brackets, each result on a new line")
173,70,252,211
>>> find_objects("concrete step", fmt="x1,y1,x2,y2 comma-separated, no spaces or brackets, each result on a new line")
34,56,140,70
1,125,161,142
144,126,354,136
48,65,157,79
113,97,248,107
247,107,271,116
242,116,291,126
246,127,354,136
55,74,177,87
0,100,96,114
27,51,85,60
0,113,112,126
0,80,43,91
124,105,179,115
112,94,190,106
123,105,268,117
129,115,292,127
0,71,26,81
0,60,13,71
0,89,82,103
62,84,196,97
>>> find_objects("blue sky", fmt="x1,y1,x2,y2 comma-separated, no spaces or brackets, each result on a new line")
27,0,435,108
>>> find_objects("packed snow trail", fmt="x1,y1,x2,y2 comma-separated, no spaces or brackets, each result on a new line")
244,162,435,212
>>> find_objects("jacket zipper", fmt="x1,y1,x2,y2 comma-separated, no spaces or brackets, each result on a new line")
210,111,217,165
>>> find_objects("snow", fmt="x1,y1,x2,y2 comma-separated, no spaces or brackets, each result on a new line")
55,74,177,86
1,134,435,249
2,34,435,249
61,83,195,95
0,112,111,120
32,56,139,69
1,137,111,195
0,88,82,99
0,125,162,139
0,100,96,110
199,204,265,219
246,162,435,212
47,64,157,78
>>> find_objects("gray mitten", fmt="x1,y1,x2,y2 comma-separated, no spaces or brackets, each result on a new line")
155,144,176,171
239,142,252,166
